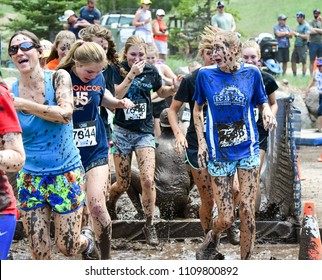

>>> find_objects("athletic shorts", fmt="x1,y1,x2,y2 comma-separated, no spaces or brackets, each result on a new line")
318,93,322,116
185,147,200,170
0,214,16,260
17,166,86,214
154,40,168,55
291,45,308,64
110,125,155,155
134,30,153,44
208,154,260,177
309,42,322,62
84,157,108,173
258,125,269,151
276,48,290,63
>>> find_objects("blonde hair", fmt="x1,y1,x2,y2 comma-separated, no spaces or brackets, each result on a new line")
57,40,108,70
47,30,76,63
199,25,218,56
120,35,147,61
214,30,242,59
242,40,261,59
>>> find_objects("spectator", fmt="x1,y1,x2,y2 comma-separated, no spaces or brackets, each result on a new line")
305,57,322,133
211,1,236,32
0,77,25,260
132,0,154,47
45,30,76,70
274,14,292,75
80,0,101,24
61,10,91,39
291,12,310,77
308,9,322,76
152,9,169,61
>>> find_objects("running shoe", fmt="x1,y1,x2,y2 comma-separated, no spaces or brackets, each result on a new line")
142,224,159,246
81,226,101,260
196,230,224,260
226,221,240,245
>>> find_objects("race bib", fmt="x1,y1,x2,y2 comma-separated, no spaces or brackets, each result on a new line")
218,120,248,147
182,108,191,122
73,120,97,147
124,99,147,120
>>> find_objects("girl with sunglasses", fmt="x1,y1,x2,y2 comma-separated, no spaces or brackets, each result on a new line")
9,30,99,259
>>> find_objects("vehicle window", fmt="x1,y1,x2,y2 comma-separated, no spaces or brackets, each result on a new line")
119,16,133,26
107,16,119,25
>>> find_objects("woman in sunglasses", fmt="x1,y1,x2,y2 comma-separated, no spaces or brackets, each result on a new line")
8,30,99,260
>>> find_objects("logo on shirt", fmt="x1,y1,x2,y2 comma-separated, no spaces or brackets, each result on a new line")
213,86,246,106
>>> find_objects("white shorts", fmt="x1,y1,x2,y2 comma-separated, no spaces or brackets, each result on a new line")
154,40,168,55
134,30,153,44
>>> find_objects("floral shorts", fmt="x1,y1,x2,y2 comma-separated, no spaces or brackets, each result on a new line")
17,166,86,214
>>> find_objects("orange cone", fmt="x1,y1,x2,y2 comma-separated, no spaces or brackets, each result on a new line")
298,202,322,260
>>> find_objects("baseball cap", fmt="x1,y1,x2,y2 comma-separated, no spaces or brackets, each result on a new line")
278,14,287,20
40,40,53,58
140,0,152,4
316,58,322,66
296,11,305,18
216,1,224,8
314,9,321,15
61,10,75,21
156,9,165,16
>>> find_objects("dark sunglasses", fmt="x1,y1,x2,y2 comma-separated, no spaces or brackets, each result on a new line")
8,42,37,56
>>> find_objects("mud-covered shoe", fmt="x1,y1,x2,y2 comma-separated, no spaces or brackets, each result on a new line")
226,222,240,246
196,230,224,260
142,224,159,246
81,226,101,260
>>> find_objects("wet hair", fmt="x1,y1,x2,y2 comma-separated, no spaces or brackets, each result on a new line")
57,40,108,70
198,25,218,56
242,40,261,59
8,30,41,56
46,30,76,63
118,35,147,77
214,30,242,59
78,24,119,66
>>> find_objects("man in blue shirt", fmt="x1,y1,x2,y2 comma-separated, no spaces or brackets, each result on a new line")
274,14,293,75
80,0,101,24
291,12,311,77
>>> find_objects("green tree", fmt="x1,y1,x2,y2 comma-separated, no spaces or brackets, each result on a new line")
2,0,86,41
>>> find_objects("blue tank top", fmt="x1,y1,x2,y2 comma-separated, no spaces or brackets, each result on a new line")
12,70,82,175
70,69,108,169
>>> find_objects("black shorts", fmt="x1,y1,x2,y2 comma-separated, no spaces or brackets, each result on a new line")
258,125,269,151
277,48,290,63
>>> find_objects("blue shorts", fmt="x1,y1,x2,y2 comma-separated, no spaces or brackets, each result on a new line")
110,125,155,155
318,93,322,116
208,154,260,177
0,214,16,260
309,43,322,62
185,147,200,170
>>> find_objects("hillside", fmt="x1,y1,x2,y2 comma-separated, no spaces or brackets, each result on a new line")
230,0,321,38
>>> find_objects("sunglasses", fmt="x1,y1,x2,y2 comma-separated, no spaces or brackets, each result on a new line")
8,42,37,56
